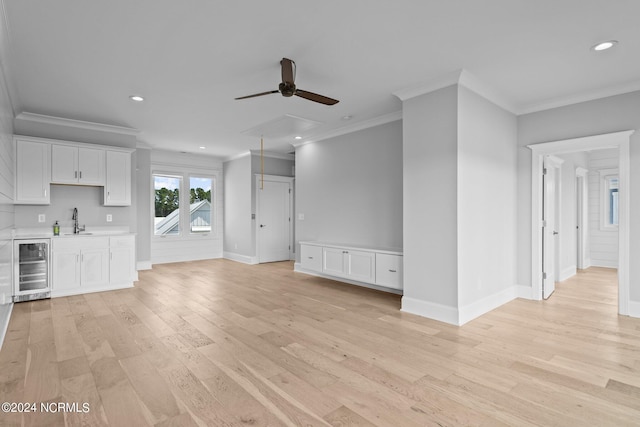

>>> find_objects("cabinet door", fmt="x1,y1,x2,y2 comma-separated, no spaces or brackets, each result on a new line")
81,248,109,288
51,144,78,184
15,140,51,204
78,147,105,185
300,244,322,272
345,250,375,283
104,151,131,206
52,249,81,291
322,247,346,277
375,254,403,289
109,236,135,284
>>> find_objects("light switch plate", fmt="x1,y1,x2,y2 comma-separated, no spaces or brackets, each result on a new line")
38,214,45,223
298,213,305,220
106,214,112,222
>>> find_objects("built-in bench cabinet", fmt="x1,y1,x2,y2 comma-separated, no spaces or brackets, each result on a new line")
51,234,136,297
298,241,403,292
14,135,133,206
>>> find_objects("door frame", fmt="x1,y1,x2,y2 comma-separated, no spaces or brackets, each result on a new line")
255,174,294,263
543,155,563,297
528,130,634,314
575,167,589,270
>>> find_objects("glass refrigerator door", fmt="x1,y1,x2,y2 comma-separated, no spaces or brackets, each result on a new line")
18,242,49,292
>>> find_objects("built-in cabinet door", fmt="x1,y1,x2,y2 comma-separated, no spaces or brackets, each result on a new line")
52,249,81,291
110,236,135,284
300,244,322,272
323,247,346,277
15,140,50,204
51,144,79,184
345,250,375,283
78,147,105,185
375,253,403,289
81,248,109,288
105,150,131,206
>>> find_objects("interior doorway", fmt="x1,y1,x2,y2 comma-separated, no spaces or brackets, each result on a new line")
575,168,589,270
255,175,293,263
528,130,634,315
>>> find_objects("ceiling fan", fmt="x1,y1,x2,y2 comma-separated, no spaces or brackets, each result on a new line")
235,58,339,105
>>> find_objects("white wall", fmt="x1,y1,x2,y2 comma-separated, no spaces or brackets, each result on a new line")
223,154,252,261
295,120,403,257
556,152,589,280
517,90,640,304
587,148,619,268
457,86,518,313
0,13,15,346
135,148,151,268
150,150,224,264
402,86,459,313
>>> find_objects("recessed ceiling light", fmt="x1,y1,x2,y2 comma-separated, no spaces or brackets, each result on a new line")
199,146,206,149
342,115,352,121
591,40,618,51
294,136,302,140
129,95,144,102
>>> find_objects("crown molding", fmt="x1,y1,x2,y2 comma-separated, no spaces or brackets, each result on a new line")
15,112,139,136
458,70,517,114
392,70,463,102
223,150,251,163
517,80,640,115
293,110,402,148
249,149,294,161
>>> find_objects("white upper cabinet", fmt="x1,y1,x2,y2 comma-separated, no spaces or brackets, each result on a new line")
15,138,51,204
104,150,131,206
51,144,105,185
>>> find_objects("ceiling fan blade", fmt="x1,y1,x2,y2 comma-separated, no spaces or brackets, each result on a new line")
295,89,339,105
235,90,279,100
281,58,295,84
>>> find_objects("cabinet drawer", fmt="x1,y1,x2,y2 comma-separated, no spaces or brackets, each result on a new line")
300,244,322,272
53,236,109,251
375,253,403,289
110,235,134,248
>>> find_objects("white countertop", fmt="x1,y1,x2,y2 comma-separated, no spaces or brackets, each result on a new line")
299,241,403,255
13,226,135,239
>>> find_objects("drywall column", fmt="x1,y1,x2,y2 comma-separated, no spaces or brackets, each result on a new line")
401,85,459,323
135,147,152,269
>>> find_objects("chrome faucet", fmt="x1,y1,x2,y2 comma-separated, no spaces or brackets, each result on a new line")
72,207,85,234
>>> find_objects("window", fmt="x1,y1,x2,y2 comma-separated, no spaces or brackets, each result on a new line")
600,169,619,230
189,176,212,233
154,175,181,235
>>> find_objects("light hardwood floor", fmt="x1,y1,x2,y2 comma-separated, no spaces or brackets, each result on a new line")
1,262,639,426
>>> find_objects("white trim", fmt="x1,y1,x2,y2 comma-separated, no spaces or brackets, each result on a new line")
16,112,139,136
598,168,619,231
458,287,518,326
51,283,133,298
249,150,295,161
576,167,589,270
294,263,403,295
151,252,222,265
517,80,640,115
528,130,634,317
255,175,294,263
223,150,251,163
393,70,464,101
589,260,618,268
224,251,258,265
516,285,534,300
400,296,459,325
0,303,13,351
293,111,402,147
559,265,577,282
136,260,152,270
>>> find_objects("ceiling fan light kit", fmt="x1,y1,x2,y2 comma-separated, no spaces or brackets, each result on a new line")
236,58,339,105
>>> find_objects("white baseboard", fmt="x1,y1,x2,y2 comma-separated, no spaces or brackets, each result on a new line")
628,300,640,318
224,252,258,265
52,283,134,298
458,287,517,326
0,303,13,351
151,252,223,264
400,296,459,325
515,285,535,300
137,261,152,270
559,265,577,282
294,263,403,295
590,259,618,268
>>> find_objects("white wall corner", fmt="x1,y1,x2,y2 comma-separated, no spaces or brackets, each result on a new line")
559,265,577,282
628,300,640,318
400,296,460,326
224,251,258,265
0,303,13,351
458,287,518,326
392,70,463,101
137,260,152,271
515,285,535,300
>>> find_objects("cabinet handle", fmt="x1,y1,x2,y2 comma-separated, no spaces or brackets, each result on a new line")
79,171,82,179
389,269,397,273
75,171,77,178
308,256,313,259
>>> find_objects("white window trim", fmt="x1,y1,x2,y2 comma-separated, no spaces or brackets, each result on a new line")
152,168,220,241
599,168,619,231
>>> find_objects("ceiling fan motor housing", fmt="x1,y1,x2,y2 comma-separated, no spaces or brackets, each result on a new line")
279,82,296,97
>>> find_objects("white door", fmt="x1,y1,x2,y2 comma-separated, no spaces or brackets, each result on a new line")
257,178,291,263
542,156,561,299
81,248,109,288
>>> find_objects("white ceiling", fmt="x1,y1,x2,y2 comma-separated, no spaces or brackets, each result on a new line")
3,1,640,159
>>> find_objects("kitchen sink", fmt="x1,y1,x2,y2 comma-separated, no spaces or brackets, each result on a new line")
63,233,93,236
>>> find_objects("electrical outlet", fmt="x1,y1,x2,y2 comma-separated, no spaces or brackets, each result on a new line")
106,214,113,222
38,214,45,223
298,213,305,220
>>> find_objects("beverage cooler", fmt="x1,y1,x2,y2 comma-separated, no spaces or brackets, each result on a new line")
13,239,51,302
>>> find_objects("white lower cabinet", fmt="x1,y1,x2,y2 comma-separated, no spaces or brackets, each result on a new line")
52,235,135,296
300,242,402,292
